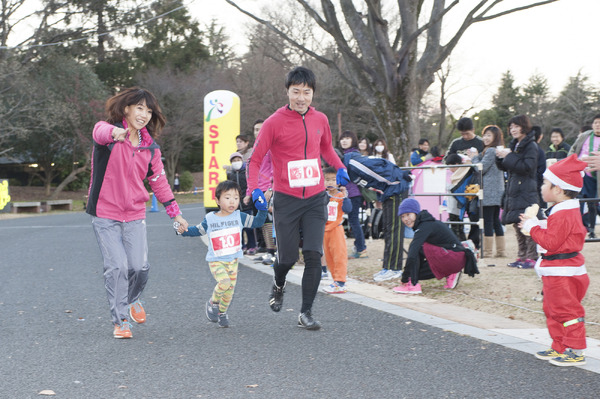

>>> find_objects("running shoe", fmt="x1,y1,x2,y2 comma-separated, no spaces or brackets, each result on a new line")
349,249,368,259
392,281,422,294
205,300,219,323
128,300,146,324
507,258,523,268
113,320,132,339
534,348,562,360
374,269,402,282
549,350,586,367
298,310,321,330
444,271,462,289
518,259,536,269
323,282,347,294
217,313,229,328
269,280,285,312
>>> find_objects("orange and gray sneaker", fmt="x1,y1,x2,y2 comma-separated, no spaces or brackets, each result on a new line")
113,320,132,339
129,300,146,324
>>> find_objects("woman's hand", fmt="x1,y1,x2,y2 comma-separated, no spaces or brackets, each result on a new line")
496,148,511,159
174,214,189,233
112,127,127,142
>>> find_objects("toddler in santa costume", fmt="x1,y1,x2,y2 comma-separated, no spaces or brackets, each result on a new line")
520,154,589,366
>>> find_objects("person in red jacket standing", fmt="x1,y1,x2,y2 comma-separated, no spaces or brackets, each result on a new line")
87,87,189,339
247,67,349,330
520,155,589,366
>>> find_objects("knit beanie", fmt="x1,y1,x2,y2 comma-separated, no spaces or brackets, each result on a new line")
398,198,421,216
230,152,243,161
543,154,586,192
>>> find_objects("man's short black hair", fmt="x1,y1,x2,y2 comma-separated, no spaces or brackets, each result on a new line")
550,128,564,138
456,117,473,132
418,138,429,145
323,166,337,175
445,153,463,165
285,66,316,91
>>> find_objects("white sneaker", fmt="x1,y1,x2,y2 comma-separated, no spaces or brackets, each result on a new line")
374,269,402,282
323,282,347,294
373,269,389,279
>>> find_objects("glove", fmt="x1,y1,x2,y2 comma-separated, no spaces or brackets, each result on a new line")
252,188,268,211
403,171,413,182
336,168,350,186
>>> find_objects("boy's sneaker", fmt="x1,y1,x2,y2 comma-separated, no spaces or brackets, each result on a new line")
549,350,586,367
205,300,219,323
298,310,321,330
535,348,562,360
518,259,536,269
374,269,402,282
269,280,285,312
392,281,422,294
217,313,229,328
323,282,347,294
128,300,146,324
113,321,132,339
349,249,368,259
444,271,462,289
507,258,523,268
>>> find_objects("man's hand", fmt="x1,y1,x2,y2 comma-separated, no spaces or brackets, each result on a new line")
581,151,600,171
336,168,350,186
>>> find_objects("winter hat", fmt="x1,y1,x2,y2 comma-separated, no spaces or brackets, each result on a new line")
543,154,587,192
229,152,243,161
398,198,421,216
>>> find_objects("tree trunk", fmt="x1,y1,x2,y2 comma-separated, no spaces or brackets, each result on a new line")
49,164,89,200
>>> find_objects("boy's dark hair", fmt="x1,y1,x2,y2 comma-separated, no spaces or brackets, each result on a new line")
550,128,564,138
418,138,429,145
456,117,473,132
508,115,532,135
285,66,316,91
340,130,359,149
236,134,250,143
445,153,463,166
551,183,579,199
323,166,337,175
254,119,264,125
215,180,241,201
430,145,441,157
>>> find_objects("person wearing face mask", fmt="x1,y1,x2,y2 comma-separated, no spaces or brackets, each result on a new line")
373,139,396,165
227,152,257,254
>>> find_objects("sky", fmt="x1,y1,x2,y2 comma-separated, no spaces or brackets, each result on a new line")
193,0,600,113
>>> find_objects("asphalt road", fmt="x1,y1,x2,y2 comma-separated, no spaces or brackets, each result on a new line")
1,204,599,398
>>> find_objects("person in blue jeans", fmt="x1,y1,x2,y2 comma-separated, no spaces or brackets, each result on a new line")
338,130,367,258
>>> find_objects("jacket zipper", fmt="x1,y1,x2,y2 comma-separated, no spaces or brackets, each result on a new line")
302,114,308,199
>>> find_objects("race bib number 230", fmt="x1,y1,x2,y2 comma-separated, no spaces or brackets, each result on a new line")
288,159,320,188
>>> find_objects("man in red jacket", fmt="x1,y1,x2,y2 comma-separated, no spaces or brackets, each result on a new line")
247,66,349,330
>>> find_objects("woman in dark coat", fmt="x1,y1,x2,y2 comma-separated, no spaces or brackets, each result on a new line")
496,115,539,269
392,199,479,294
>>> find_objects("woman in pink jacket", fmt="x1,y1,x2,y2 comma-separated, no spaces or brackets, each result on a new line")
87,87,188,339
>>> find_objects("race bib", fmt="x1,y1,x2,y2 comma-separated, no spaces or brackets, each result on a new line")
209,227,241,257
327,201,338,221
287,159,320,188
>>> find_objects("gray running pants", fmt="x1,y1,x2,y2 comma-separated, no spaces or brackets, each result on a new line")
92,217,149,325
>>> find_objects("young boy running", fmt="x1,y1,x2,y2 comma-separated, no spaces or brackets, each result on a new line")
176,181,267,327
322,167,352,294
520,155,589,366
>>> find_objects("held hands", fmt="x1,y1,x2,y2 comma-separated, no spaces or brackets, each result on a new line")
112,127,127,142
173,214,188,234
252,189,268,211
336,168,350,186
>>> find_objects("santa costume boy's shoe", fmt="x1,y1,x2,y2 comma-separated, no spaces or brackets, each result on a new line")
444,271,462,289
549,350,586,367
392,281,422,294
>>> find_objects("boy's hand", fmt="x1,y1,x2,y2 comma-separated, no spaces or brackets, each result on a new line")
340,186,348,197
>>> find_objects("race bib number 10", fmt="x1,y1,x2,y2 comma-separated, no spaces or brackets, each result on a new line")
210,227,241,257
288,159,320,188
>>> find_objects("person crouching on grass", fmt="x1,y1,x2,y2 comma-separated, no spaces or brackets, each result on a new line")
176,181,268,327
392,198,479,294
322,167,352,294
520,155,589,366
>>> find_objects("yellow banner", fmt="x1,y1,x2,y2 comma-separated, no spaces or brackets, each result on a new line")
203,90,240,209
0,179,10,211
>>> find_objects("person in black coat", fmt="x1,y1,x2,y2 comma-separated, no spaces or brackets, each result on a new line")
392,199,479,294
496,115,539,269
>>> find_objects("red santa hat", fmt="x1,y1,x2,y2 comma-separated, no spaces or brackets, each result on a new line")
543,154,587,192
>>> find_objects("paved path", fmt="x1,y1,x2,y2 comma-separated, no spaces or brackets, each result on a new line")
1,205,599,398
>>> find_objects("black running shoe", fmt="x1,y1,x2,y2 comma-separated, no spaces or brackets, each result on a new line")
269,280,285,312
298,310,321,330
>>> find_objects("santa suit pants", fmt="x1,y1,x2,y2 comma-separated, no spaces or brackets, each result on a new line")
542,274,589,352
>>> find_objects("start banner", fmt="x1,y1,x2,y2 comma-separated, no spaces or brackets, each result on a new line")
203,90,240,209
